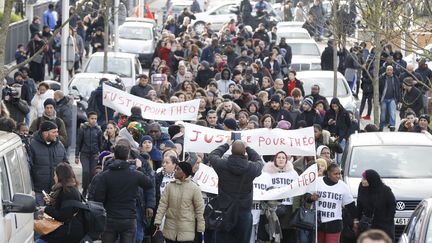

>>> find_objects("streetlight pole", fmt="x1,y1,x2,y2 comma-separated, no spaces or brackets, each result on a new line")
61,0,69,94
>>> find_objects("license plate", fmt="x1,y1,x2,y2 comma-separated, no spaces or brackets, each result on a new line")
395,218,410,225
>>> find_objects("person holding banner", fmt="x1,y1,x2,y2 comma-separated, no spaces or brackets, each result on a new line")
208,140,263,243
307,163,359,243
263,151,299,243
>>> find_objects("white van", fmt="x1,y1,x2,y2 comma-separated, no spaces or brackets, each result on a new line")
0,131,36,243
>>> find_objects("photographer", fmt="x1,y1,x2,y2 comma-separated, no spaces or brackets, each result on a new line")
3,83,30,123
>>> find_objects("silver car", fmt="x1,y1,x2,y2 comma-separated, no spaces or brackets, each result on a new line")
341,132,432,241
399,198,432,243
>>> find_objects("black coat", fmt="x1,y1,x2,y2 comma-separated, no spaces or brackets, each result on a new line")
321,46,334,70
41,186,85,243
379,74,401,102
323,99,351,142
4,98,29,123
29,131,68,193
56,96,73,146
208,144,263,211
130,84,154,98
357,172,396,240
93,159,152,219
265,107,294,125
296,109,322,128
400,86,423,118
75,122,103,156
195,68,214,88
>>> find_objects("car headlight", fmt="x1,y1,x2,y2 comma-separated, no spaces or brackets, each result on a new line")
311,63,321,70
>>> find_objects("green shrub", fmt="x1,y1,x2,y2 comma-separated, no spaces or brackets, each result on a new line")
0,12,23,24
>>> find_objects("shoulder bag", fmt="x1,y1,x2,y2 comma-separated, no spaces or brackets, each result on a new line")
204,174,246,232
288,201,316,230
34,215,63,235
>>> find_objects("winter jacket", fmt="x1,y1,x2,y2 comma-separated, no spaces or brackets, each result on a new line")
154,177,205,241
29,131,68,193
321,46,334,70
415,65,432,93
56,96,73,146
217,68,235,95
30,89,54,122
265,107,294,125
323,98,351,142
75,122,103,156
283,78,305,97
130,84,154,98
296,109,322,128
41,186,85,243
4,98,30,123
208,144,263,211
379,74,401,102
30,113,68,147
93,159,152,219
88,85,114,125
400,86,423,118
357,170,396,240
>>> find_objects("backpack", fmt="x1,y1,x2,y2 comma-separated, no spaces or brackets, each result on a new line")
63,197,107,240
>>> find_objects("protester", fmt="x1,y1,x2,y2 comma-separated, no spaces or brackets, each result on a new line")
154,161,205,243
357,170,396,241
35,163,85,243
29,121,68,206
208,140,263,242
30,82,54,122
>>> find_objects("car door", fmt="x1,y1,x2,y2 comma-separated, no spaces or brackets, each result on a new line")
402,204,427,243
0,156,12,243
3,148,33,243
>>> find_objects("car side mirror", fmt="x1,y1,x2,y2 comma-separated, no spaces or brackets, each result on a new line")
3,193,36,214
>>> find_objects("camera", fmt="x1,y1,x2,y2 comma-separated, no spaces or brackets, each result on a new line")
2,85,21,101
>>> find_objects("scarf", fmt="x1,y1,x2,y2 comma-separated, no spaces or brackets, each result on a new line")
261,201,282,242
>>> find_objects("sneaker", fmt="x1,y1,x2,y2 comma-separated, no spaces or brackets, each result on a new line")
361,115,371,120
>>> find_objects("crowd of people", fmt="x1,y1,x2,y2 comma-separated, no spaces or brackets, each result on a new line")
1,0,432,243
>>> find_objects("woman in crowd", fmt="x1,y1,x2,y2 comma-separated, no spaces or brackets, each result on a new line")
102,121,119,151
307,163,359,243
260,114,275,129
155,155,178,207
357,170,396,241
139,135,163,170
263,151,299,243
316,145,335,164
30,82,54,122
36,163,85,243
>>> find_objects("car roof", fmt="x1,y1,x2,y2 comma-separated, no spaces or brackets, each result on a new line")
121,20,154,28
277,27,308,33
284,38,317,44
89,52,137,58
297,70,345,79
348,132,432,146
71,73,120,79
0,131,22,152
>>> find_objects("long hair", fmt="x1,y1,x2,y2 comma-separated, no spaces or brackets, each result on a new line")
54,162,79,192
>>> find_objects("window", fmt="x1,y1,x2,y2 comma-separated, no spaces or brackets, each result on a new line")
0,157,11,202
16,146,32,194
301,77,350,97
5,150,24,195
85,56,132,78
119,26,153,40
407,207,423,242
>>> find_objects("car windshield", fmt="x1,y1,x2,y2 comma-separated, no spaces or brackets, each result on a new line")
348,146,432,178
69,78,100,99
288,43,320,56
301,76,349,97
119,26,152,40
84,56,132,77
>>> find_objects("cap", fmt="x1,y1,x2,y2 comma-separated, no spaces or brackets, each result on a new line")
40,121,58,132
419,114,430,123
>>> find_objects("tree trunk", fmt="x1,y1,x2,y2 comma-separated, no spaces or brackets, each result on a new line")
103,0,111,73
373,32,382,126
0,0,15,88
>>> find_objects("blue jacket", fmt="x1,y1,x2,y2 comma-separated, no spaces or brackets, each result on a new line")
43,10,56,30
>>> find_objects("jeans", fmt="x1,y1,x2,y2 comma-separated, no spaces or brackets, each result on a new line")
102,218,137,243
80,152,98,196
336,139,346,165
136,206,144,243
297,229,315,243
379,98,396,130
359,93,373,116
214,211,252,243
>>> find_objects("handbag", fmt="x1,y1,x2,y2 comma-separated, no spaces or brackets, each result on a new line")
359,214,373,233
204,175,246,232
152,229,164,243
288,204,316,230
34,217,63,235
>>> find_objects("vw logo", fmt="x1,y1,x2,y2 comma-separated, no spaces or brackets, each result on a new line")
396,201,406,211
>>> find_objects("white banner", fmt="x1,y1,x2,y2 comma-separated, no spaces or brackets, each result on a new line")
193,164,318,201
102,84,200,121
183,123,316,156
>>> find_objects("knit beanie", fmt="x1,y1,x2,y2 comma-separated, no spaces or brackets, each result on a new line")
177,162,193,177
303,97,314,107
44,98,56,108
40,121,58,132
223,118,238,131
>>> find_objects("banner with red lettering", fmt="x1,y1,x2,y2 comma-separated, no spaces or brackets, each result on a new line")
193,163,318,200
102,84,200,121
183,122,316,156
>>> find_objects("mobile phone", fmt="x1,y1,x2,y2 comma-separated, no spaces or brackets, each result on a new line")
42,190,48,198
231,132,241,141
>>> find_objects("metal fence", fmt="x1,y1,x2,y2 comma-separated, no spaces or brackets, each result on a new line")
4,20,29,65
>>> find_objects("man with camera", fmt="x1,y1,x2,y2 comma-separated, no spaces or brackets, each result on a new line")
3,76,30,123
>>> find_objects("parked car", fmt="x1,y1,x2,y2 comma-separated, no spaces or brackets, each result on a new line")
285,38,321,71
41,80,61,91
399,198,432,243
0,131,36,243
118,19,158,67
82,52,142,90
68,73,124,101
276,21,304,29
276,27,311,43
341,132,432,242
164,0,194,20
296,71,359,116
192,2,237,34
